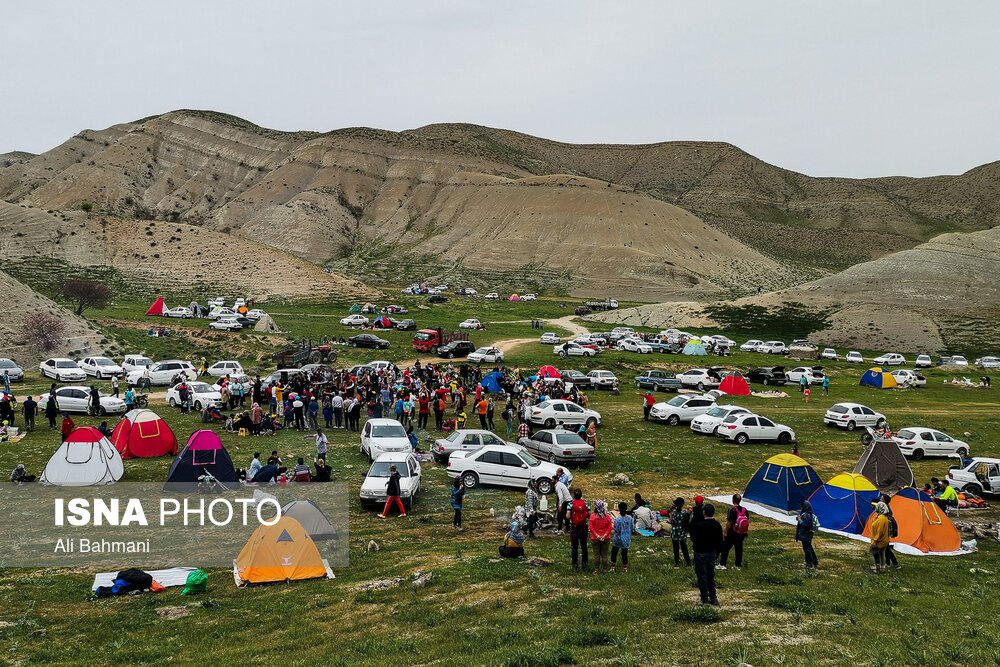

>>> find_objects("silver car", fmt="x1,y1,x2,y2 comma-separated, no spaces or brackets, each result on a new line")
518,429,595,465
432,429,513,463
0,358,24,382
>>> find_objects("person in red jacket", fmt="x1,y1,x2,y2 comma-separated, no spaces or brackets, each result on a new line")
637,391,655,421
417,392,430,430
60,413,75,441
588,499,614,575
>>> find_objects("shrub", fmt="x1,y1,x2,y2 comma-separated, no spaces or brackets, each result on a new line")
23,313,65,352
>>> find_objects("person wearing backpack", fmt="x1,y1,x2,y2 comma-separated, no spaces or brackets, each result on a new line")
567,488,590,571
718,494,748,570
795,500,819,569
878,493,901,570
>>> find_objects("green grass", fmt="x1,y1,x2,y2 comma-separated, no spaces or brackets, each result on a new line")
1,293,999,665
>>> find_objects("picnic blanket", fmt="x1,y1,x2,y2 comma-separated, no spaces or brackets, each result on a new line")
92,567,199,592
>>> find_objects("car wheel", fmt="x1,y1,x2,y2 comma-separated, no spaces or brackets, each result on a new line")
777,432,790,445
447,352,454,359
846,420,856,432
956,447,968,458
697,382,706,392
712,426,720,436
537,479,553,495
860,432,873,446
666,414,680,426
194,401,202,411
98,406,107,416
762,378,770,386
461,471,479,489
964,483,983,496
544,418,556,429
875,418,886,429
911,449,924,461
169,398,177,407
558,351,567,357
735,433,749,445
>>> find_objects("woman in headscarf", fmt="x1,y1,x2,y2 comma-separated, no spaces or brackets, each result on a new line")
499,521,525,558
588,499,614,575
584,421,597,448
869,501,890,574
251,402,264,435
795,500,819,570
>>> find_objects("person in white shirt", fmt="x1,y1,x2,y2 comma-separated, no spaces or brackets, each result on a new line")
553,475,572,532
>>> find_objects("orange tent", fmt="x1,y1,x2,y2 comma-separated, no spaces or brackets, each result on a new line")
234,517,329,585
862,487,961,553
146,297,167,316
719,373,751,396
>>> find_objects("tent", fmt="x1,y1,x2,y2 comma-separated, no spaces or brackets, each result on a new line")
164,430,239,492
682,341,707,356
481,371,504,393
862,487,961,553
509,294,521,301
853,433,915,493
743,453,822,514
111,409,178,459
349,304,361,314
361,302,377,313
234,516,330,585
718,373,751,396
146,297,167,316
40,427,125,486
808,472,880,534
254,315,279,333
860,367,898,389
281,500,338,540
372,316,393,329
537,366,561,379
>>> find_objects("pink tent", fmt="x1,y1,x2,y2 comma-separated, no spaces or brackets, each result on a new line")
537,366,561,379
509,294,521,301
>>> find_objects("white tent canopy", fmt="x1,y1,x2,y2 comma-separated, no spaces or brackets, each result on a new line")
40,427,124,486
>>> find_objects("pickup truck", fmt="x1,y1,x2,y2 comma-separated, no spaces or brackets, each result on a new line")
634,370,681,392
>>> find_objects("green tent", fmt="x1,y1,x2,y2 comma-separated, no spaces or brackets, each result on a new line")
349,304,361,314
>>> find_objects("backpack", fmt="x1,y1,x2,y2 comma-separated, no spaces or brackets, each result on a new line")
570,499,588,527
733,506,749,535
887,514,898,538
811,513,820,532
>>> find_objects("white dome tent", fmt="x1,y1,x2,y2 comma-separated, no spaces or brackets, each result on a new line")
40,427,125,486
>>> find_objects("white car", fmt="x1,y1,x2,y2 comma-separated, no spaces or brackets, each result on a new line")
893,427,969,460
618,338,653,354
521,294,537,301
820,348,839,361
207,360,245,377
234,298,246,309
164,306,193,319
484,292,500,300
459,319,483,329
39,386,126,415
586,370,618,388
704,335,736,348
447,444,567,494
950,355,969,367
125,360,197,386
975,356,1000,369
690,405,753,435
212,374,252,391
79,356,124,379
574,334,608,348
872,353,905,366
555,342,596,357
676,368,724,392
915,354,933,368
649,395,717,425
846,351,865,364
0,358,25,382
467,347,505,364
757,341,787,355
210,317,243,331
360,452,422,510
245,309,267,320
166,381,222,411
718,413,796,444
340,314,369,326
540,332,561,345
740,339,764,352
823,402,886,431
785,367,825,385
207,306,235,320
207,297,225,308
948,458,1000,496
890,369,926,387
121,355,152,373
360,418,411,461
527,400,601,429
432,429,513,463
39,358,87,382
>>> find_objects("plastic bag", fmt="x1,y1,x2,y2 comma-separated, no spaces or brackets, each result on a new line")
181,569,208,595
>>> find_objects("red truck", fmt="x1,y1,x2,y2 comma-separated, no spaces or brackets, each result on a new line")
413,327,469,354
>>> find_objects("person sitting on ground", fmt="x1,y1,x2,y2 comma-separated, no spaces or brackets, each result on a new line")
235,411,253,433
499,521,526,558
292,457,311,482
632,498,658,533
10,464,36,484
312,458,331,483
267,450,283,467
225,413,236,432
252,462,285,484
97,421,113,438
247,452,263,482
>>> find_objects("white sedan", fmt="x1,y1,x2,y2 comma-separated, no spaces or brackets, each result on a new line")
540,332,561,344
915,354,933,368
757,341,787,355
717,413,796,445
676,368,724,391
166,381,222,411
39,386,126,415
207,360,245,377
467,347,505,364
690,405,753,435
785,367,825,385
459,319,483,329
484,292,500,300
892,427,970,460
846,351,865,363
522,294,537,301
740,339,764,352
975,356,1000,369
554,342,596,357
447,444,567,494
245,309,267,320
39,358,87,383
79,356,124,379
526,399,601,429
823,402,886,431
360,418,411,461
340,314,369,326
164,306,193,319
820,348,839,361
360,452,422,510
873,353,906,366
210,317,243,331
207,306,235,320
649,395,717,425
890,369,926,387
618,338,653,354
126,360,197,386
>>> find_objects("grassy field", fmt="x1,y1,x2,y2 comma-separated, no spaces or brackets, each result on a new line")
1,294,999,666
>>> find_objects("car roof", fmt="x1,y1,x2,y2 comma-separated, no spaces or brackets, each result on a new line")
829,402,865,408
966,457,1000,465
371,452,415,463
368,418,405,426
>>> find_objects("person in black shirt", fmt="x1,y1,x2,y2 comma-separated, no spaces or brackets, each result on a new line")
21,396,37,431
689,504,724,606
312,458,331,482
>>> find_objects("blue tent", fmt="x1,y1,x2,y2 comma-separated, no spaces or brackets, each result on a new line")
860,367,898,389
807,472,879,534
481,371,504,393
682,341,707,356
744,453,822,514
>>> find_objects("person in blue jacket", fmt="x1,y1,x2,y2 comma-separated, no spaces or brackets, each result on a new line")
611,501,634,572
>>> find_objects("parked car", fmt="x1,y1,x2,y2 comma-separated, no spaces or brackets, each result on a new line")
210,316,243,331
947,458,1000,496
207,360,244,377
690,405,752,435
950,355,969,367
484,292,500,300
574,306,592,316
527,400,601,429
447,444,567,493
207,306,234,320
245,309,267,320
518,429,595,465
915,354,933,368
890,369,926,387
360,452,422,510
121,355,152,373
746,366,787,386
820,348,839,361
718,413,796,444
384,305,408,314
823,402,886,431
586,370,618,389
340,314,369,326
558,369,593,389
740,339,764,352
459,319,483,330
438,340,476,358
618,338,653,354
785,366,825,385
634,370,681,392
428,295,448,303
76,356,122,379
467,347,505,364
873,353,905,366
166,381,222,411
0,358,25,382
396,319,417,331
676,367,724,392
39,358,87,383
432,429,512,463
212,374,252,392
125,360,197,386
892,427,969,460
521,294,537,301
349,334,391,349
975,356,1000,369
165,306,193,319
360,418,411,460
554,342,597,358
757,341,788,355
540,332,562,345
649,394,717,425
39,386,126,415
845,351,864,363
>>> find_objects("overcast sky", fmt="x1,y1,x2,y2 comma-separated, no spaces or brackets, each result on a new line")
3,1,998,177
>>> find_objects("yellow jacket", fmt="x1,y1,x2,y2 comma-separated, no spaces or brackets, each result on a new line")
870,514,890,548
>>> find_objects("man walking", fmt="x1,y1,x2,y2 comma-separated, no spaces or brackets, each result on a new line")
21,395,37,431
690,504,724,606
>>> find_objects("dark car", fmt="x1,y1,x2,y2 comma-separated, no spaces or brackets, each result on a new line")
349,334,391,350
234,317,255,329
428,295,448,304
746,366,787,386
437,340,476,359
396,318,417,331
558,369,593,388
574,306,592,316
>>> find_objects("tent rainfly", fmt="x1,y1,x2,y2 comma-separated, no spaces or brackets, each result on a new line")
853,432,915,493
111,408,178,459
234,517,331,585
40,427,125,486
860,367,898,389
146,297,167,316
743,453,823,514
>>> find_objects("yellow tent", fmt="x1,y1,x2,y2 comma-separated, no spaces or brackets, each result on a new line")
234,517,330,585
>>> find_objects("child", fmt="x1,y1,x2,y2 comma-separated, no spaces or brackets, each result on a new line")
803,386,811,402
451,478,465,530
611,502,634,572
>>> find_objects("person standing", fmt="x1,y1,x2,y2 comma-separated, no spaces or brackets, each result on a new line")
307,396,319,431
60,413,75,441
869,501,890,573
476,396,489,430
2,370,9,394
568,488,590,571
418,392,430,430
378,465,406,518
822,375,830,396
584,421,597,448
879,492,901,570
718,493,748,570
799,375,807,393
486,396,496,431
433,393,445,430
611,502,634,572
111,375,120,398
306,428,328,462
588,499,613,575
45,385,59,429
331,392,344,429
524,480,539,538
796,500,819,570
504,404,514,438
670,497,691,568
451,477,465,530
637,391,655,421
292,395,305,430
690,504,723,606
21,395,37,431
88,385,101,417
554,474,572,533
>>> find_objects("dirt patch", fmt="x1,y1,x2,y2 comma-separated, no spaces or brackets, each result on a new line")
155,606,191,620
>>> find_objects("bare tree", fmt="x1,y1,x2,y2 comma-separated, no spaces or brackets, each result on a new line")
61,279,113,316
23,313,66,353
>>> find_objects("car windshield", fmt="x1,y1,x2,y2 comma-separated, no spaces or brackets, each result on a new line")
705,407,729,418
830,404,848,412
474,348,490,354
95,359,116,366
444,431,463,443
130,358,151,366
667,396,687,407
367,461,411,478
897,430,915,439
0,360,16,369
518,451,541,466
190,384,216,394
372,425,407,438
555,433,587,445
56,361,79,368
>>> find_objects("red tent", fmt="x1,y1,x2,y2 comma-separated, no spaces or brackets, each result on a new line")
372,316,393,329
111,408,178,459
146,297,167,316
719,373,751,396
537,366,561,379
